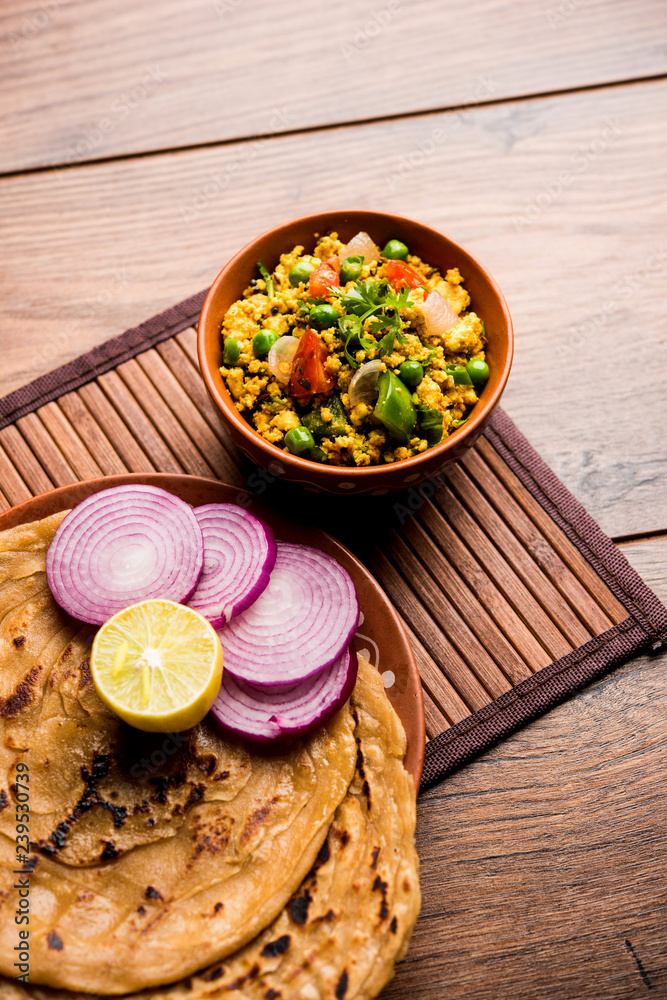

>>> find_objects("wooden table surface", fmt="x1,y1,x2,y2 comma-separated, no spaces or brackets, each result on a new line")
2,1,667,996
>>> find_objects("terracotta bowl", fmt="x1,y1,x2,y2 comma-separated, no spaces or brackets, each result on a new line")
198,210,513,497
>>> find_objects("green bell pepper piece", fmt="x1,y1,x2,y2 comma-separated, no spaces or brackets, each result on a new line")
302,396,347,440
445,364,473,386
418,407,444,446
373,371,417,444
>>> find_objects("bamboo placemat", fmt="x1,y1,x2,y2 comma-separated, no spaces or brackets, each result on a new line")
1,292,665,791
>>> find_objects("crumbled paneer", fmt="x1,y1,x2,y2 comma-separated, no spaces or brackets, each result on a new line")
218,231,488,467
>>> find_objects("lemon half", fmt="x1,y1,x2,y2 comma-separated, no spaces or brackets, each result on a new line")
91,598,223,732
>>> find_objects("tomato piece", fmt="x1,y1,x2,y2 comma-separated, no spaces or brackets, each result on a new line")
308,257,340,298
386,259,427,295
289,329,335,399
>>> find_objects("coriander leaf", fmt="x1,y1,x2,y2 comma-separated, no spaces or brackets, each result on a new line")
339,314,375,369
377,312,405,357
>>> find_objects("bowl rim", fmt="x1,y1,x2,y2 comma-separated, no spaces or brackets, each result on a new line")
198,209,514,478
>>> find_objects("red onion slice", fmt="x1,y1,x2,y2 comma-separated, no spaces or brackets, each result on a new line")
211,644,358,742
45,485,204,626
218,542,359,686
187,503,276,628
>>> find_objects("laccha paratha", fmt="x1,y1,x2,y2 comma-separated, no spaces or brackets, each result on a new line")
3,657,420,1000
0,513,357,994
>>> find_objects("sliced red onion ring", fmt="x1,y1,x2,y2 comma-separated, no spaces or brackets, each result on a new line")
45,485,204,626
218,542,359,686
187,503,276,628
211,644,358,742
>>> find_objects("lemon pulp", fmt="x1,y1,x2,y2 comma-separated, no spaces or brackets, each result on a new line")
91,598,223,732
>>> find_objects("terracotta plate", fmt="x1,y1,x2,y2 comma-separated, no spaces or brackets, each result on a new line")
0,473,425,786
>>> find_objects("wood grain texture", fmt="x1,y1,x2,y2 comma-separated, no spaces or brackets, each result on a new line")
619,535,667,608
1,79,666,536
386,641,667,999
2,0,666,172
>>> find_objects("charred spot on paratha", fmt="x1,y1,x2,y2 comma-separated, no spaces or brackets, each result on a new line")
260,934,291,958
190,811,234,866
372,874,389,924
0,664,43,716
12,635,25,647
288,888,312,925
100,840,119,861
46,931,64,951
196,753,218,775
145,886,163,901
335,968,349,998
33,753,129,857
201,966,225,982
0,789,8,811
240,797,279,845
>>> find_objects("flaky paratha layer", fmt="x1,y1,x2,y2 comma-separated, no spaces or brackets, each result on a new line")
0,514,357,994
4,658,420,1000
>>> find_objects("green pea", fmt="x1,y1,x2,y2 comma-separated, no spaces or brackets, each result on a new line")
397,360,424,387
466,359,490,385
309,303,338,329
288,260,315,286
284,426,315,455
223,337,240,365
445,364,473,386
381,239,409,260
339,255,365,283
252,329,278,358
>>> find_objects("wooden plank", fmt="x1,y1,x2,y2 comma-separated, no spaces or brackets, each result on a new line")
375,539,513,702
135,348,244,485
15,412,77,487
0,438,32,506
97,370,183,474
0,484,9,512
399,515,539,682
371,549,492,714
57,392,129,476
37,401,104,481
0,425,53,496
77,381,156,473
471,440,627,625
2,0,666,171
427,491,574,662
445,461,593,647
386,643,667,1000
1,79,665,536
618,534,667,608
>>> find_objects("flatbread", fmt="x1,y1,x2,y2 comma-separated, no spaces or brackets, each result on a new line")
3,657,420,1000
0,514,357,994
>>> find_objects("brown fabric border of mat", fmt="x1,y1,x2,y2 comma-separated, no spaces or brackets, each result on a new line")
1,292,665,792
420,617,647,790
